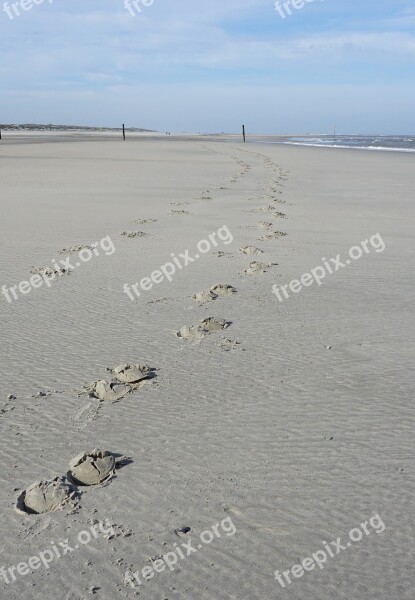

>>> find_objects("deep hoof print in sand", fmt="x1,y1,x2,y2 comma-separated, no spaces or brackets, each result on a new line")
176,318,231,342
193,284,236,303
210,283,236,296
107,364,156,387
82,362,156,400
121,231,149,238
67,449,116,487
170,209,190,215
200,317,231,331
259,231,287,241
176,325,207,342
243,261,278,275
15,477,78,515
85,380,132,402
240,246,264,256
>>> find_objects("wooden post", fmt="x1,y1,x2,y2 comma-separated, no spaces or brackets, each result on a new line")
123,124,126,141
242,125,246,143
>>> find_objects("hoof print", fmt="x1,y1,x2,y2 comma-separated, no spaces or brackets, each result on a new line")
209,283,236,296
259,231,287,241
87,380,132,402
108,364,155,385
68,449,116,487
200,317,230,331
258,221,273,229
16,477,77,515
131,219,157,225
239,246,263,256
176,326,206,342
121,231,148,238
243,261,278,275
193,291,218,303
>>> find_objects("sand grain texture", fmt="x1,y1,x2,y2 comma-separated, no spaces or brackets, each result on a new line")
0,137,414,600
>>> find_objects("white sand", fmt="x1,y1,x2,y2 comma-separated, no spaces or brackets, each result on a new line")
0,136,414,599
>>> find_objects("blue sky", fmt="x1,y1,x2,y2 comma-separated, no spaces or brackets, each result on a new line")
0,0,414,133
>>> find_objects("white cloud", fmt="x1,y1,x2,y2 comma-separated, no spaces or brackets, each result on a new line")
0,0,413,131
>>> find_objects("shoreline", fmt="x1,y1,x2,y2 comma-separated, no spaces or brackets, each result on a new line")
1,131,414,153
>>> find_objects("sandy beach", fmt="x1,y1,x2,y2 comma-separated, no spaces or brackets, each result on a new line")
0,136,414,600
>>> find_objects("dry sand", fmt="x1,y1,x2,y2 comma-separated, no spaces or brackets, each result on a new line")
0,136,414,599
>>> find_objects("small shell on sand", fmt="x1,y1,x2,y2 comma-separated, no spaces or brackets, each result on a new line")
68,449,116,486
89,380,132,402
108,364,154,384
16,477,75,515
239,246,264,256
210,283,236,296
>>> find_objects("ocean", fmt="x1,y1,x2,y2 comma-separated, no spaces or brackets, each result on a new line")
255,135,415,153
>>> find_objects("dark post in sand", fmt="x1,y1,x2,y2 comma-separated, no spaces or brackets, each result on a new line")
242,125,246,143
123,124,126,141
